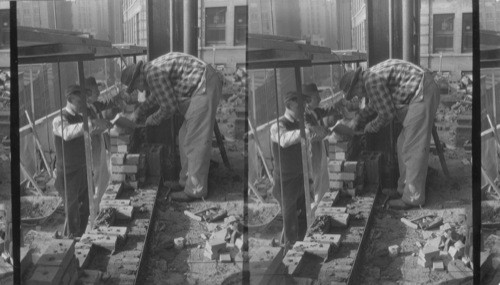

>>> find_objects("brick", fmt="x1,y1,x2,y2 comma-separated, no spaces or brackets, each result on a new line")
303,234,341,247
74,243,95,270
321,191,339,204
99,199,131,208
235,238,244,250
282,249,304,275
117,144,128,153
211,229,228,241
80,234,118,252
112,165,138,174
316,207,346,216
99,205,133,220
329,172,355,181
449,246,460,260
447,260,473,281
125,154,140,165
86,226,128,240
328,160,343,172
427,236,443,250
206,239,226,253
100,192,117,201
27,265,62,285
343,161,358,173
111,153,126,165
293,241,331,260
110,145,118,153
420,246,439,261
417,256,432,268
105,183,124,195
77,270,103,285
204,248,219,260
111,135,130,145
219,253,232,263
330,181,343,189
330,142,348,152
111,173,126,182
317,200,334,208
127,227,147,239
129,181,139,189
38,239,75,269
60,258,78,285
346,188,357,197
334,152,346,160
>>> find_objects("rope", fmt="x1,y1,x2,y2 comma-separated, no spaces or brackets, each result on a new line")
57,62,70,236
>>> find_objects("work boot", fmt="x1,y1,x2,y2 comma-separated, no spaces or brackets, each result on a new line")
387,198,417,210
382,188,401,199
170,191,197,202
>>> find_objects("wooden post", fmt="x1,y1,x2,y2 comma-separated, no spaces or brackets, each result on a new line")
77,61,96,229
294,66,312,229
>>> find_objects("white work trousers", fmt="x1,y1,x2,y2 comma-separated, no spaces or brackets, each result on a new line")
396,72,440,206
310,140,329,205
178,65,223,198
91,133,110,204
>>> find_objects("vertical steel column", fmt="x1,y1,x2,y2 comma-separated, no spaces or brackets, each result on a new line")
294,67,312,229
147,0,170,60
402,0,414,62
77,61,96,229
183,0,198,56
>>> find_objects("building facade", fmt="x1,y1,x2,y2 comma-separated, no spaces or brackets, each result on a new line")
420,0,473,80
480,0,500,32
199,0,247,72
122,0,148,48
351,0,366,52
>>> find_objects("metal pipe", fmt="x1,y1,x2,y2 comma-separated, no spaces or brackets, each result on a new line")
402,0,414,62
389,0,393,59
57,62,69,236
294,67,312,230
183,0,198,56
77,61,96,229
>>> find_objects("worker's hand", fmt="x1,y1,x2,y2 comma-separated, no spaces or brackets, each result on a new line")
90,119,111,134
129,109,140,123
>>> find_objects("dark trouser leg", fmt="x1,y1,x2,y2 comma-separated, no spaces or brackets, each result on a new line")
55,167,89,237
273,175,304,245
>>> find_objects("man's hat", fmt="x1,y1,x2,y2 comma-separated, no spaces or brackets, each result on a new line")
283,91,299,103
120,61,144,93
339,67,362,100
64,85,83,98
302,83,319,96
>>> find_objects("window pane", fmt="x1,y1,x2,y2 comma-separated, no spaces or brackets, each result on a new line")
433,14,454,52
462,13,472,53
206,7,226,45
234,6,247,46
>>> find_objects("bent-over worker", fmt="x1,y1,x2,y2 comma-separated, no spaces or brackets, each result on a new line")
339,59,440,209
120,52,224,202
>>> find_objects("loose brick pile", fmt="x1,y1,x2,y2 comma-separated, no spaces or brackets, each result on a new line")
203,217,243,263
417,222,470,272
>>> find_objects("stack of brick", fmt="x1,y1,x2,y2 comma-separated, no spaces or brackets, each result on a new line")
26,239,78,285
416,222,468,270
111,152,144,189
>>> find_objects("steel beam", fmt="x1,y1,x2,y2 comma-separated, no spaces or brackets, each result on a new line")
183,0,198,56
147,0,170,60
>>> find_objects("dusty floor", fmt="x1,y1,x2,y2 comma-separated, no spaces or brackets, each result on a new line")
144,139,245,285
358,125,472,284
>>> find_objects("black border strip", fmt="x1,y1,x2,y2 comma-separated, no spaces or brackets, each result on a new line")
9,2,20,284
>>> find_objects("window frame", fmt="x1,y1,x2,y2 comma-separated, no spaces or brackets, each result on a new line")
234,6,247,46
433,13,455,53
461,12,472,53
205,7,227,46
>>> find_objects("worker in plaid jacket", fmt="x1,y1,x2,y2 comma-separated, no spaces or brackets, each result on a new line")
339,59,440,209
121,52,224,202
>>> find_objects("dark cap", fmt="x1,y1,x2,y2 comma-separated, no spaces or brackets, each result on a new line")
64,84,83,98
339,67,362,100
283,91,298,103
120,61,143,93
302,83,319,95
